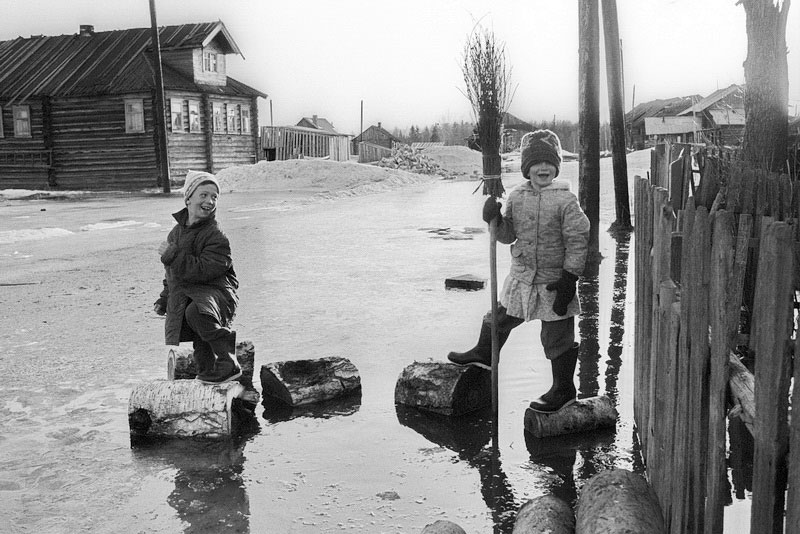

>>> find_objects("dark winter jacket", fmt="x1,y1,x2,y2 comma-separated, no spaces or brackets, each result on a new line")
156,208,238,345
495,179,590,285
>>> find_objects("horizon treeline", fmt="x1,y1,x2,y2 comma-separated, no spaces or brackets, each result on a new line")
391,119,613,153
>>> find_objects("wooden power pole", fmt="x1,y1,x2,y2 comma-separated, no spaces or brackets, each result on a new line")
149,0,170,192
579,0,601,259
602,0,632,231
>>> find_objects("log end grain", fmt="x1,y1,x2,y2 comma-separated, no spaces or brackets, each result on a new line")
524,395,618,438
576,468,667,534
512,494,575,534
394,360,491,416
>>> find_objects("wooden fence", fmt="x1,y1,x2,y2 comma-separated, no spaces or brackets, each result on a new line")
259,126,351,162
634,142,800,534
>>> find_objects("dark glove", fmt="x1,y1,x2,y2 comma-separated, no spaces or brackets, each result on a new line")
482,197,502,224
153,299,167,316
546,270,579,316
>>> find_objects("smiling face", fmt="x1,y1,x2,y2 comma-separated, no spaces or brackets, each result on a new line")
185,182,219,225
527,161,558,189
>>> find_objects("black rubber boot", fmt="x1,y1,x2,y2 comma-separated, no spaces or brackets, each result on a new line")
191,340,215,378
447,309,523,370
529,342,579,413
197,331,242,384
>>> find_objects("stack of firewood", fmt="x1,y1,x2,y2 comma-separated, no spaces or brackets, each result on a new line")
376,144,455,178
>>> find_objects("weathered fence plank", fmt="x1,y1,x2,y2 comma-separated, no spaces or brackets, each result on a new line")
786,312,800,532
750,221,793,534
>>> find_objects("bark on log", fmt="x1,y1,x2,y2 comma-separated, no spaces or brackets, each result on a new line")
128,379,248,439
167,340,256,389
575,469,666,534
394,361,491,416
512,494,575,534
524,395,617,438
421,520,467,534
260,356,361,406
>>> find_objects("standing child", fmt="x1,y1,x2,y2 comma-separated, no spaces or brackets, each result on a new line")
153,170,242,384
448,130,590,413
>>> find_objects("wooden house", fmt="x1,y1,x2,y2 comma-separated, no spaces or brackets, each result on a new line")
676,84,745,146
0,22,266,190
625,96,696,150
296,115,338,134
501,112,535,152
351,122,401,155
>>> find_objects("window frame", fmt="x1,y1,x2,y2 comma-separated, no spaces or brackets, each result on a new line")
124,99,145,133
212,102,225,133
12,105,31,138
240,104,251,134
188,100,201,133
170,98,184,133
203,51,218,73
226,104,237,134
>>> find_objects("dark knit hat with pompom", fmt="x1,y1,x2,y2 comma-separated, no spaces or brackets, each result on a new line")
520,129,562,178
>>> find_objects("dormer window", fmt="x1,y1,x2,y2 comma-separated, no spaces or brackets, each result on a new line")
203,51,218,73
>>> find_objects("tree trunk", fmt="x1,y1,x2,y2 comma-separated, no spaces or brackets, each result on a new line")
394,361,491,416
741,0,790,172
579,0,601,258
601,0,632,231
260,356,361,406
128,379,247,439
524,395,617,438
576,469,667,534
512,495,575,534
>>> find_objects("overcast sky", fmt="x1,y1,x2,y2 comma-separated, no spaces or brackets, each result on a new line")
4,0,799,135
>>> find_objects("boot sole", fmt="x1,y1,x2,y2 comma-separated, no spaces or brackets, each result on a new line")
197,370,242,385
448,359,491,371
528,397,576,414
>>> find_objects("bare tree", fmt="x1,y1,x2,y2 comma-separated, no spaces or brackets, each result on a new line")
739,0,791,172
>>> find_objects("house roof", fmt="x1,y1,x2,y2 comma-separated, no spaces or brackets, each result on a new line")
626,96,697,124
678,84,744,116
297,116,338,134
0,21,266,103
502,112,534,131
353,124,401,142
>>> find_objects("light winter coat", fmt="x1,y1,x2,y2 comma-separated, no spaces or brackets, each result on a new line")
496,179,590,321
156,208,238,345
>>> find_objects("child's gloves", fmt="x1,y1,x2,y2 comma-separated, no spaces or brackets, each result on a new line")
546,270,579,316
153,299,167,316
482,197,502,223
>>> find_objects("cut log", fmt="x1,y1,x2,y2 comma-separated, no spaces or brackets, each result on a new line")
260,356,361,406
166,340,256,390
421,520,467,534
445,274,486,291
394,361,491,416
728,351,755,436
512,494,575,534
128,379,250,439
524,395,617,438
575,468,666,534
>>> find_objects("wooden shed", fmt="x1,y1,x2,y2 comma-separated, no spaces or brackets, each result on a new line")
351,122,401,155
0,22,266,190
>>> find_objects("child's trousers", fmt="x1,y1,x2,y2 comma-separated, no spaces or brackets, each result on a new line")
486,306,575,360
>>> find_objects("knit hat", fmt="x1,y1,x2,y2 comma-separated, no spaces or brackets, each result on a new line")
183,170,220,200
520,129,562,178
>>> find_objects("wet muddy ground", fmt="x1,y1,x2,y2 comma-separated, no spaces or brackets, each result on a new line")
0,154,751,532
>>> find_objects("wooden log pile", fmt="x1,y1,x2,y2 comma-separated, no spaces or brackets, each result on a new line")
376,144,454,178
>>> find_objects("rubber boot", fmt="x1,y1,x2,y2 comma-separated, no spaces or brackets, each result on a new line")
197,331,242,384
529,342,579,413
447,310,523,370
191,340,215,378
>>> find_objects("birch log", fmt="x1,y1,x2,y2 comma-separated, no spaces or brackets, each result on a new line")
575,469,666,534
260,357,361,406
421,520,467,534
128,379,247,439
512,495,575,534
394,361,491,416
524,395,617,438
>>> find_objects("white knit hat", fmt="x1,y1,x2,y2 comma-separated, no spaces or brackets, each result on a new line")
183,170,220,200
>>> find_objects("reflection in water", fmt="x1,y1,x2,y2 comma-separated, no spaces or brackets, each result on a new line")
261,393,362,423
395,405,517,533
606,233,630,401
578,259,601,398
131,430,257,533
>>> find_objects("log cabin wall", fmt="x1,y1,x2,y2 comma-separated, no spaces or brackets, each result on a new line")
204,95,257,176
0,98,50,189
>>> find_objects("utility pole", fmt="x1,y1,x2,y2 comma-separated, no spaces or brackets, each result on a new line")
602,0,631,231
579,0,601,260
149,0,170,192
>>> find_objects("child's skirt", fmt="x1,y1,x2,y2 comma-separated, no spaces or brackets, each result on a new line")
499,275,581,322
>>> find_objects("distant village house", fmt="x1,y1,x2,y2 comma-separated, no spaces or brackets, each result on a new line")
0,21,266,190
